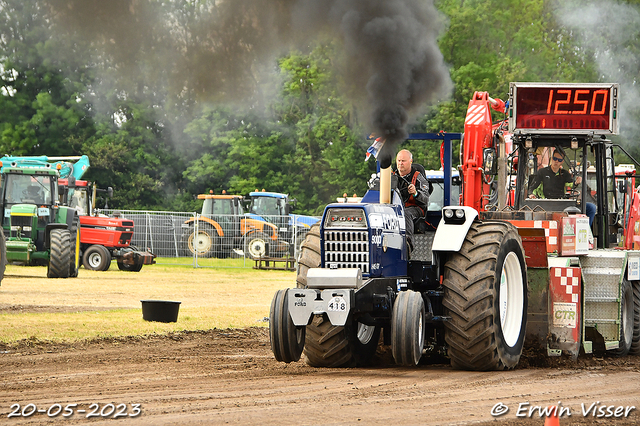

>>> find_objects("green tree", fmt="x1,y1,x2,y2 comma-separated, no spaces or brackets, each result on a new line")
273,46,374,214
429,0,598,134
83,100,182,209
0,0,95,156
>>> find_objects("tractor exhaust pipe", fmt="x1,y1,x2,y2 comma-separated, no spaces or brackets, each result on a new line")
380,166,391,204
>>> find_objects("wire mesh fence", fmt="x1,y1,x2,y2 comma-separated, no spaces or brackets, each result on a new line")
99,209,318,268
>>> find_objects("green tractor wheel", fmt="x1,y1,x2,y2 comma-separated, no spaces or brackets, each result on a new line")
48,229,71,278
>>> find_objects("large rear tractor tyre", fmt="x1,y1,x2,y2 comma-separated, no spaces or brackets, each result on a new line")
614,279,634,356
82,245,112,271
244,232,270,259
296,224,321,288
443,221,527,371
293,230,308,259
48,229,71,279
295,223,380,367
69,216,81,277
391,290,425,366
630,281,640,356
304,315,380,367
185,224,218,258
269,289,305,363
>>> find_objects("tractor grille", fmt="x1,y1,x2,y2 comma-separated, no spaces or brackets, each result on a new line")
323,230,369,273
11,215,33,239
119,233,133,244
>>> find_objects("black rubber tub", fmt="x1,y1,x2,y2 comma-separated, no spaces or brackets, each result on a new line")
141,300,181,323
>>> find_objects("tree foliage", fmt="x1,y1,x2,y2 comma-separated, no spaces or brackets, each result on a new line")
0,0,637,214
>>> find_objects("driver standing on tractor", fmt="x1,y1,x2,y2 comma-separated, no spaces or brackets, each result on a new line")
395,149,430,250
528,146,596,226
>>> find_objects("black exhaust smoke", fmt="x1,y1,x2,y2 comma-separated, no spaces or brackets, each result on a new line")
293,0,452,168
45,0,452,166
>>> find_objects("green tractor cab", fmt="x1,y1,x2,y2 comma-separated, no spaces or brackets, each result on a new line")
0,161,80,278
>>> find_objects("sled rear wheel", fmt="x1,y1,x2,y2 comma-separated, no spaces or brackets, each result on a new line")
443,221,527,371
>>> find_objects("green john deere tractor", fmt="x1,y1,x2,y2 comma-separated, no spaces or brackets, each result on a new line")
0,157,80,278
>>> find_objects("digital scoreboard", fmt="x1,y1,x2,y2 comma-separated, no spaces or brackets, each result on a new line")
508,82,618,135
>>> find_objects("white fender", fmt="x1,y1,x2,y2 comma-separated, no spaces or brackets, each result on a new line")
432,206,478,252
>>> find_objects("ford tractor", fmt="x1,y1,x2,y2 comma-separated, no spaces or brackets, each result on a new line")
0,156,84,278
270,82,640,370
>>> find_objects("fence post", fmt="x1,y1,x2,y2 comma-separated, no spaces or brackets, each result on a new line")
145,212,153,253
194,214,199,268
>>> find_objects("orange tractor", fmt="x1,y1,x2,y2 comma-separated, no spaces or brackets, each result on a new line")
181,192,286,259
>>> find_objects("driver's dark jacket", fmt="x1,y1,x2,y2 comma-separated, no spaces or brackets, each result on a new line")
395,166,430,211
529,166,574,199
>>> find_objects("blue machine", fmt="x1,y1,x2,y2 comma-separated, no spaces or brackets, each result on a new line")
269,133,490,369
0,155,90,180
247,191,320,257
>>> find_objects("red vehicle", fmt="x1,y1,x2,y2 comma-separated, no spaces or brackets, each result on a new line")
460,82,640,358
60,178,156,271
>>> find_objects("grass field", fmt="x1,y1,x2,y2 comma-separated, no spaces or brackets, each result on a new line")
0,262,296,344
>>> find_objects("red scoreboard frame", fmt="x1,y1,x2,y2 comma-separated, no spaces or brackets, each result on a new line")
508,82,619,135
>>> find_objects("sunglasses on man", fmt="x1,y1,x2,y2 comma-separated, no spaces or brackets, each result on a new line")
552,156,564,162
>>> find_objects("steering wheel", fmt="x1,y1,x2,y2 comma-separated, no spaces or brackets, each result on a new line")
565,188,580,199
565,179,581,200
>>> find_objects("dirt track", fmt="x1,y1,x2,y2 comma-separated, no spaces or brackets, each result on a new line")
1,328,640,425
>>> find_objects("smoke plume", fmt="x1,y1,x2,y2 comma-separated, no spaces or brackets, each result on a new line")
45,0,452,167
556,0,640,143
291,0,452,167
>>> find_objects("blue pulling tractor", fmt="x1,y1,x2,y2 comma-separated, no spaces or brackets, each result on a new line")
269,133,529,369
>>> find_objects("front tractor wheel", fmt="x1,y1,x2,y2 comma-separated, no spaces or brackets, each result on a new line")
48,229,71,278
82,245,111,271
304,315,380,367
391,290,425,366
244,232,269,259
69,215,80,277
184,224,218,258
269,289,305,363
443,221,527,371
296,224,321,288
0,230,6,284
292,223,379,367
